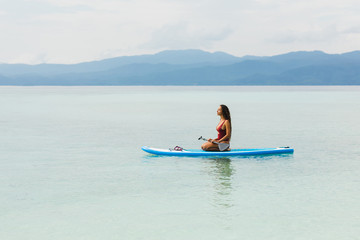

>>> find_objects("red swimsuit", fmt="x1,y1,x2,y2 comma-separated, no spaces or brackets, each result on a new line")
216,120,226,140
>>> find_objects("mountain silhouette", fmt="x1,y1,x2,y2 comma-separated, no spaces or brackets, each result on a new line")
1,49,359,85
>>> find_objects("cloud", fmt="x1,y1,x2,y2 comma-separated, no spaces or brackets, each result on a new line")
1,0,360,63
7,53,49,65
269,25,339,44
0,0,92,22
142,22,233,50
343,26,360,34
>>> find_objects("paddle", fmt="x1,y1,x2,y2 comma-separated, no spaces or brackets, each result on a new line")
198,136,229,151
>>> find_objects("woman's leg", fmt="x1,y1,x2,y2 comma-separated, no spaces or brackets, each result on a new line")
201,141,230,151
201,142,220,151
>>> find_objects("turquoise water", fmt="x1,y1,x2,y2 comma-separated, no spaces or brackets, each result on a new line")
0,86,359,240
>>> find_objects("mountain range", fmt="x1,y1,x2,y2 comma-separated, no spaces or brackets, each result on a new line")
1,49,359,85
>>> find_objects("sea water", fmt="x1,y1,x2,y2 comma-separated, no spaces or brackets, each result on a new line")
0,86,359,240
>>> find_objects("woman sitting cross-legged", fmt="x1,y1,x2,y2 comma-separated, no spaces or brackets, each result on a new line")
201,104,231,151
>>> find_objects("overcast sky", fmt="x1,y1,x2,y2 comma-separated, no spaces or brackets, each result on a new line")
1,0,360,64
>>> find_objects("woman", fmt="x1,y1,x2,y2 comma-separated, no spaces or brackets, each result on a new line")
201,104,232,151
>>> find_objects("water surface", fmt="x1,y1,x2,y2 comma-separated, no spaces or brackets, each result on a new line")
1,86,359,240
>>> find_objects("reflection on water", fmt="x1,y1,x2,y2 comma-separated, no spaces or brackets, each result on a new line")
142,153,168,160
229,153,295,161
206,157,234,209
204,154,293,211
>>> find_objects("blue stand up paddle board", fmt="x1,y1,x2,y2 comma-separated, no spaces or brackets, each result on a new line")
141,146,294,157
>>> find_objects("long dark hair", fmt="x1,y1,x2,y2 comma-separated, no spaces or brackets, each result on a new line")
220,104,231,134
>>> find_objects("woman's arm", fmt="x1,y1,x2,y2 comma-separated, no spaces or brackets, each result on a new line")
218,120,231,142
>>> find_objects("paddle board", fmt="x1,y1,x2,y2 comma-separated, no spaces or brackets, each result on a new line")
141,146,294,157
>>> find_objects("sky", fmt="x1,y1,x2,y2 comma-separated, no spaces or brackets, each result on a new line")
1,0,360,64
